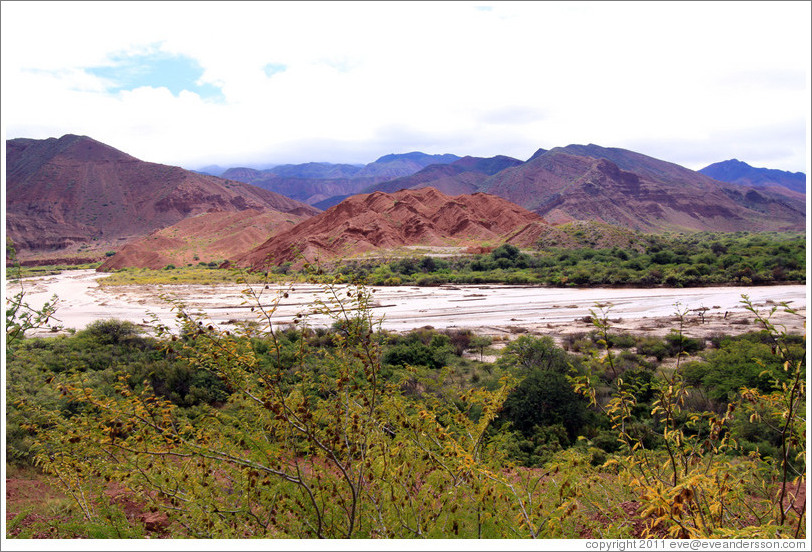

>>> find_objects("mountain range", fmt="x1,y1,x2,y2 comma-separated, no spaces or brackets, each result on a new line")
478,145,805,232
217,152,461,206
4,134,806,269
215,145,805,233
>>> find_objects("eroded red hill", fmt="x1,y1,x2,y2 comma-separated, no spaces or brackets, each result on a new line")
231,187,546,269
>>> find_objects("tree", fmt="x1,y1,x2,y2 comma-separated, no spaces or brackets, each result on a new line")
499,369,589,442
497,335,571,374
469,335,492,362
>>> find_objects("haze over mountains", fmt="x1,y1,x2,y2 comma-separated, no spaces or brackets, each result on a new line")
4,134,806,269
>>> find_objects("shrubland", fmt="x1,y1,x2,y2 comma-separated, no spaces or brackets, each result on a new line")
5,268,806,538
89,230,805,288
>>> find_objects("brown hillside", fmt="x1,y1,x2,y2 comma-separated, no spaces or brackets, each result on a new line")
98,209,307,270
230,187,546,269
479,147,806,232
5,134,318,261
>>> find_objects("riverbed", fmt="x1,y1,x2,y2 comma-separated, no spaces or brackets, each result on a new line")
6,270,807,340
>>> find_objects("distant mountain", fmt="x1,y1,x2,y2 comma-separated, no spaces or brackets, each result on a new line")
220,167,265,181
699,159,806,194
477,145,806,232
312,193,356,211
364,155,523,196
219,173,379,206
356,152,460,178
452,155,524,175
219,152,461,205
262,162,363,180
195,164,230,177
229,187,545,270
5,134,318,260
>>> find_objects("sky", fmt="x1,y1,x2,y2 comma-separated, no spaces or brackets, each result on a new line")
2,1,810,173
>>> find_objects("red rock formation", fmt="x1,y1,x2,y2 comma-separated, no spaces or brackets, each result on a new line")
231,187,546,269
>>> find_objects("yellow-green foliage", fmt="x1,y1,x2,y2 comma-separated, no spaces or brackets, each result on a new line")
572,298,806,539
24,281,580,538
17,280,806,539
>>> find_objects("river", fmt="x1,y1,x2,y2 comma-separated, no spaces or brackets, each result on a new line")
6,270,807,339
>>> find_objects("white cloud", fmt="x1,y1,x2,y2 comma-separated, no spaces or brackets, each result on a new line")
2,1,809,172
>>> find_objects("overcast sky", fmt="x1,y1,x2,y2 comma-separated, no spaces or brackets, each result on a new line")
2,1,810,173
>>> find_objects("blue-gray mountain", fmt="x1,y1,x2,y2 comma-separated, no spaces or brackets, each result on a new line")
219,152,461,205
699,159,806,195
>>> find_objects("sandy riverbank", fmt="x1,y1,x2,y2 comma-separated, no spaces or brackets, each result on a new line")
6,270,807,342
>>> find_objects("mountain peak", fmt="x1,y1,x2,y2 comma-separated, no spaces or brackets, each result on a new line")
372,152,459,164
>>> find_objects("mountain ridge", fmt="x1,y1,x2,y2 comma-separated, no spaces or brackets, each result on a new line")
217,152,461,204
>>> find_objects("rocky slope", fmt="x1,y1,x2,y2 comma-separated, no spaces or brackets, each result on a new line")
229,187,546,270
6,134,318,260
98,209,306,270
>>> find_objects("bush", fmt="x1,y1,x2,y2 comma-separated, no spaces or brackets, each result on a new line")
664,330,705,356
635,337,669,361
81,319,142,345
498,370,589,442
497,335,573,374
383,333,450,370
682,340,791,403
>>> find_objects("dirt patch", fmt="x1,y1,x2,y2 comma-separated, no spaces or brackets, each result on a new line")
5,473,171,539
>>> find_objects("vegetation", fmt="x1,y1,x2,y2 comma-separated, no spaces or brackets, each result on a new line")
15,261,102,279
332,230,806,287
6,269,806,539
90,230,805,288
